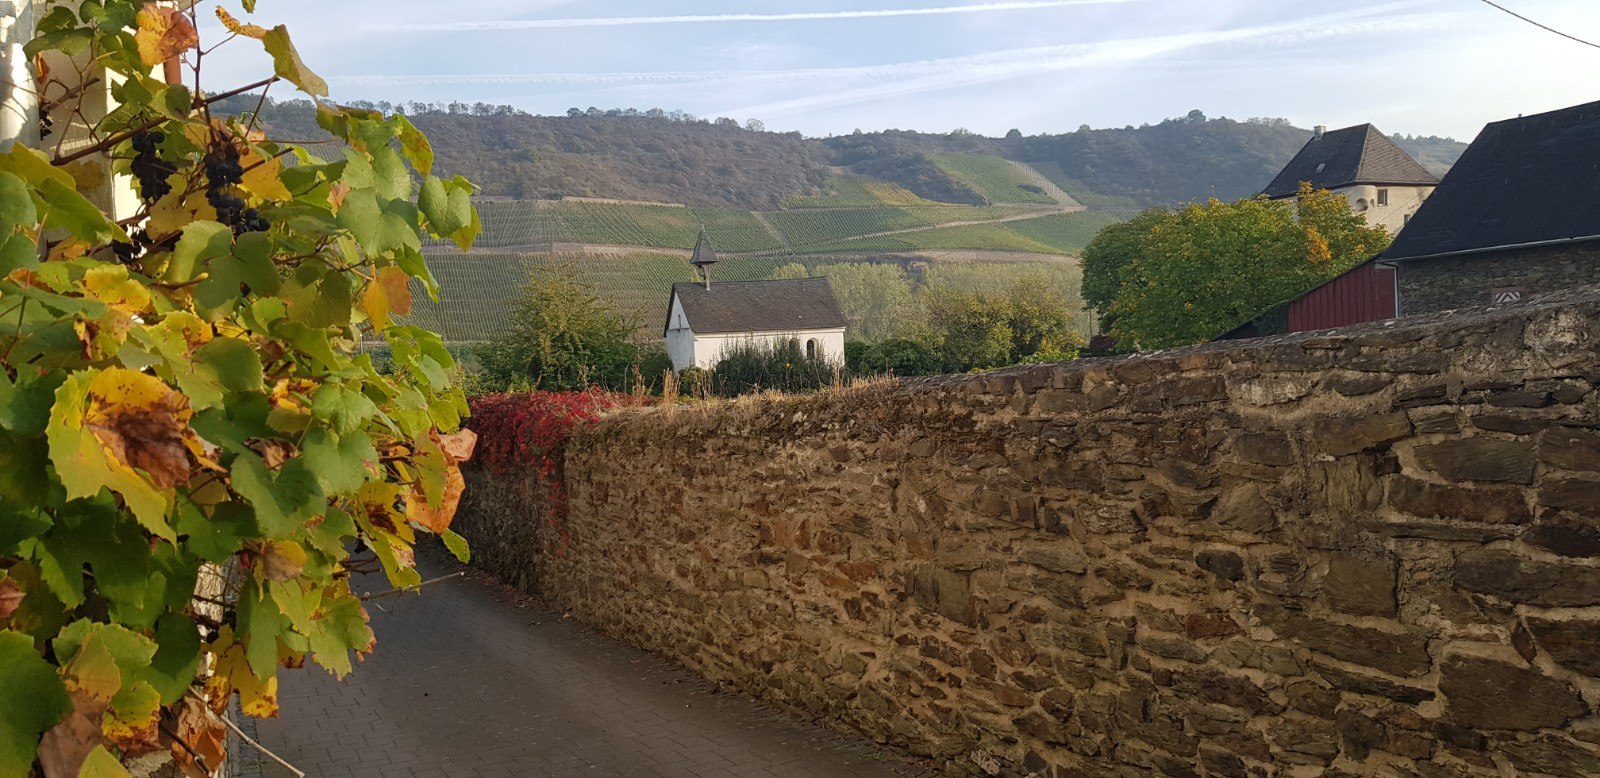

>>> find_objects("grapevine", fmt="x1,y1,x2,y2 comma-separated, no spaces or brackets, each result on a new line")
0,2,483,775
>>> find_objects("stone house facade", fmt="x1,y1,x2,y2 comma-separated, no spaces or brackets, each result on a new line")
1260,123,1438,235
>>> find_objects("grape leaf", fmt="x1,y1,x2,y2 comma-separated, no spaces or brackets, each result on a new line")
262,25,327,97
0,632,70,773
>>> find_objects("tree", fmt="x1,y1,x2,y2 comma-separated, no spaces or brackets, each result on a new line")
746,119,766,132
1005,128,1023,140
1107,184,1391,349
776,262,919,342
1080,208,1170,327
923,276,1078,372
477,265,639,391
2,2,479,773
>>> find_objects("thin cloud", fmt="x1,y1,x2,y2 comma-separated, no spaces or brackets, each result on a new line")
337,9,1466,98
366,0,1144,32
718,9,1469,118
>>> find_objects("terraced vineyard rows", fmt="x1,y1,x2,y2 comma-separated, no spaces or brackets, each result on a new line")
808,212,1122,255
931,154,1059,205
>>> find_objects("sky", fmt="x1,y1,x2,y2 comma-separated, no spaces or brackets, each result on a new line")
200,0,1600,141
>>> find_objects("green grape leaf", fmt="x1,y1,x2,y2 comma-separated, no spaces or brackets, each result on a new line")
305,592,373,679
442,529,471,563
38,178,129,244
0,631,71,776
301,427,375,496
394,116,434,176
262,25,328,97
146,614,201,705
195,337,265,394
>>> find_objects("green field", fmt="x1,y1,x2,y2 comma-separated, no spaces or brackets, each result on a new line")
931,154,1058,205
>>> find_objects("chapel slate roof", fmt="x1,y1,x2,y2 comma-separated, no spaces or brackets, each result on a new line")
1261,124,1438,199
1383,100,1600,262
665,278,846,337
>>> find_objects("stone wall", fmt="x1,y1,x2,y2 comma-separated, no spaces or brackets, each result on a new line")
456,289,1600,777
1399,242,1600,316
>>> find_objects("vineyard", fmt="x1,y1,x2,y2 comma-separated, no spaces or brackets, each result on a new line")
930,154,1060,205
809,212,1124,256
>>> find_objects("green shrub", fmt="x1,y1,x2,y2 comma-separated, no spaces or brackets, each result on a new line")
710,338,836,396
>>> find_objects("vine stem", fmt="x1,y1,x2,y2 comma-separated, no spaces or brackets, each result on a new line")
52,76,280,166
360,571,465,602
210,708,307,778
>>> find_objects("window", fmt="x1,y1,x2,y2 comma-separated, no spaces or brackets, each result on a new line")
805,339,819,360
1355,198,1369,212
1314,162,1326,174
1377,189,1389,207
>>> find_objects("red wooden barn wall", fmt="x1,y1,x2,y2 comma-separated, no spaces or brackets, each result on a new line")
1287,261,1396,331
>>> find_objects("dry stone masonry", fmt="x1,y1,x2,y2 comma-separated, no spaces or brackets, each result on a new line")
457,287,1600,777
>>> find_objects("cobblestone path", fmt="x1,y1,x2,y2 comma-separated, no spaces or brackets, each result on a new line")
240,548,930,777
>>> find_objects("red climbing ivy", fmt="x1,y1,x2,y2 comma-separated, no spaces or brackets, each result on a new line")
467,389,638,557
468,389,630,477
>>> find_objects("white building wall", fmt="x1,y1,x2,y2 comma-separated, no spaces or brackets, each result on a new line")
1335,184,1434,235
676,329,847,371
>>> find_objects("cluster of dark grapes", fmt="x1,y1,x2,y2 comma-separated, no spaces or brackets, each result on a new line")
130,131,176,201
111,228,152,265
204,146,269,235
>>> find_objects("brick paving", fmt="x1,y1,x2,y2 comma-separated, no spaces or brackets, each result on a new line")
239,547,930,777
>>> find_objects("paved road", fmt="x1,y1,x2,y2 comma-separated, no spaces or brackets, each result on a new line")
239,548,929,778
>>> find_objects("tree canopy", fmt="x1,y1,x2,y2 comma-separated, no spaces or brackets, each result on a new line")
476,265,642,392
1103,184,1391,349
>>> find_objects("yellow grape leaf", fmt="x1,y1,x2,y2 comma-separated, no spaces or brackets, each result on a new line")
203,628,280,718
148,190,218,240
48,237,91,261
408,461,463,533
83,264,153,314
240,147,291,201
74,310,135,362
62,633,122,703
47,369,195,539
102,682,161,755
155,311,215,354
359,266,412,330
84,368,194,490
215,6,267,39
77,746,132,778
134,7,198,67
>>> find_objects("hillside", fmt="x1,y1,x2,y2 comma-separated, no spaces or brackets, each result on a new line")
228,99,1465,347
227,99,1468,211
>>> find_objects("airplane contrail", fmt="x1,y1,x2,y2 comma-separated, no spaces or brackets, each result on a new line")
367,0,1143,32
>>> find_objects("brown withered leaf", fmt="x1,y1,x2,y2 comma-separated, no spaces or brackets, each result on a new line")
409,462,465,534
260,541,307,583
85,370,194,489
245,437,298,471
38,689,108,778
134,7,199,67
438,429,477,463
169,696,226,778
0,578,22,621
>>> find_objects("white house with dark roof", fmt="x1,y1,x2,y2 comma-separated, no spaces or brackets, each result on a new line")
663,232,847,371
1262,124,1439,234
